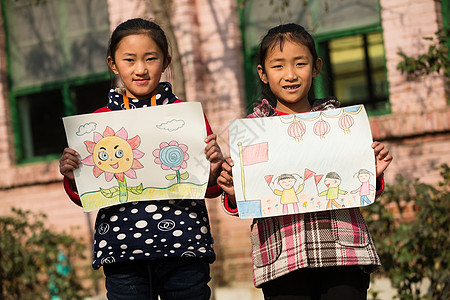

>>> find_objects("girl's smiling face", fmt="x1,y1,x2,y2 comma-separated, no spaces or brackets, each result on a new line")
258,40,322,114
108,33,170,100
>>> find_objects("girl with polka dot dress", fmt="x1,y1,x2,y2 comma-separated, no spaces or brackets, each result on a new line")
60,18,223,300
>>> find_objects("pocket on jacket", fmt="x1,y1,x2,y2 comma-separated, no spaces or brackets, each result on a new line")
250,217,282,267
330,209,369,247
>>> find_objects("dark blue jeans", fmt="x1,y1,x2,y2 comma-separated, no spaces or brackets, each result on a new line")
261,266,371,300
103,258,211,300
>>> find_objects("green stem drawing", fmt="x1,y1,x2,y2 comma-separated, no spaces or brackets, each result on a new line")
118,177,128,203
176,170,181,184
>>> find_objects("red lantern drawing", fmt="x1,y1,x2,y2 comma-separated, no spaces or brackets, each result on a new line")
313,118,330,139
338,113,354,134
288,120,306,141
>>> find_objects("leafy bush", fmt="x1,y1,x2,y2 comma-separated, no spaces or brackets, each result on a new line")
0,208,94,300
365,164,450,299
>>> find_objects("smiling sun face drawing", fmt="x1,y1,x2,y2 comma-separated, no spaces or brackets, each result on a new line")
93,136,134,174
81,126,144,182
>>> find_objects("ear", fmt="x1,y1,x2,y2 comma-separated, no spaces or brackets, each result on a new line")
312,58,323,78
163,55,172,72
257,64,268,84
107,56,119,75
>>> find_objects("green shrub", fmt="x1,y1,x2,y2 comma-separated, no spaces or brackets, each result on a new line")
365,164,450,299
0,208,94,300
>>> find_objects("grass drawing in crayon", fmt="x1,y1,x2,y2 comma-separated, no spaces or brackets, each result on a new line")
80,126,144,203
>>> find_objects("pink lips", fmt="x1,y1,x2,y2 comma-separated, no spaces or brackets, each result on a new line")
134,79,149,85
110,163,119,169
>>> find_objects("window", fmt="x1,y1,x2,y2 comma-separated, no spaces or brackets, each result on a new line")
319,32,388,111
3,0,111,162
239,0,389,114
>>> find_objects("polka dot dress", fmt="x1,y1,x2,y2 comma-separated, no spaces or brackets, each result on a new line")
93,199,215,268
94,82,215,268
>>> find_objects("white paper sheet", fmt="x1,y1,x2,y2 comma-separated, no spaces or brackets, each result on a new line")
229,105,376,219
63,102,209,211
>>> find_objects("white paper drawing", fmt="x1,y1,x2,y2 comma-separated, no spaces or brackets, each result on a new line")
63,102,209,212
229,105,376,219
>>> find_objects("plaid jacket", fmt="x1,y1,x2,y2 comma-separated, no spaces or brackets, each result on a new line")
223,98,382,287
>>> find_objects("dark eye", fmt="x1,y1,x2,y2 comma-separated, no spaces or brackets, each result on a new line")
98,151,109,161
115,150,124,158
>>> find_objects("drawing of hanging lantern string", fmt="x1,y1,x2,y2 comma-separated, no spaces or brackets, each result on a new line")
279,105,364,140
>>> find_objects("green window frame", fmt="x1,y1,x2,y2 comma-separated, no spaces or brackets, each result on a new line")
442,0,450,52
314,26,390,115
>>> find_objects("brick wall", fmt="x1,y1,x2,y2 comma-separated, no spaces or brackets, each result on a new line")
373,0,449,186
0,0,448,295
189,0,251,286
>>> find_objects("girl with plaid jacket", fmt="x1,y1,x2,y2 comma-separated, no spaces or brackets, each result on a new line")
217,24,393,300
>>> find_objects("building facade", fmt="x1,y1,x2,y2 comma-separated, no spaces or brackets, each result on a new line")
0,0,448,298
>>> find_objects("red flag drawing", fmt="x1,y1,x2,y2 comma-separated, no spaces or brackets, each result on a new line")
241,142,269,166
238,142,269,200
314,175,323,185
264,175,273,185
304,168,315,181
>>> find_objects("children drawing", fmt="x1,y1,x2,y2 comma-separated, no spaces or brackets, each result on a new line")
218,23,393,299
59,18,223,299
270,173,304,214
351,169,376,206
318,172,348,209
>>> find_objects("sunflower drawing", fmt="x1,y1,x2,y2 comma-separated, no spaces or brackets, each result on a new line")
81,126,145,203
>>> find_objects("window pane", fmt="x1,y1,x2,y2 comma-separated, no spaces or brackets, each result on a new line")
327,32,388,110
17,90,67,158
4,0,109,90
73,80,112,114
367,33,388,104
329,35,368,105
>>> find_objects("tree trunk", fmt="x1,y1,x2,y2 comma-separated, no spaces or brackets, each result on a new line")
147,0,186,101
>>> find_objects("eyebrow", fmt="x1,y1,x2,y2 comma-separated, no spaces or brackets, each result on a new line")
269,56,307,63
123,52,159,56
100,147,106,150
114,145,119,149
